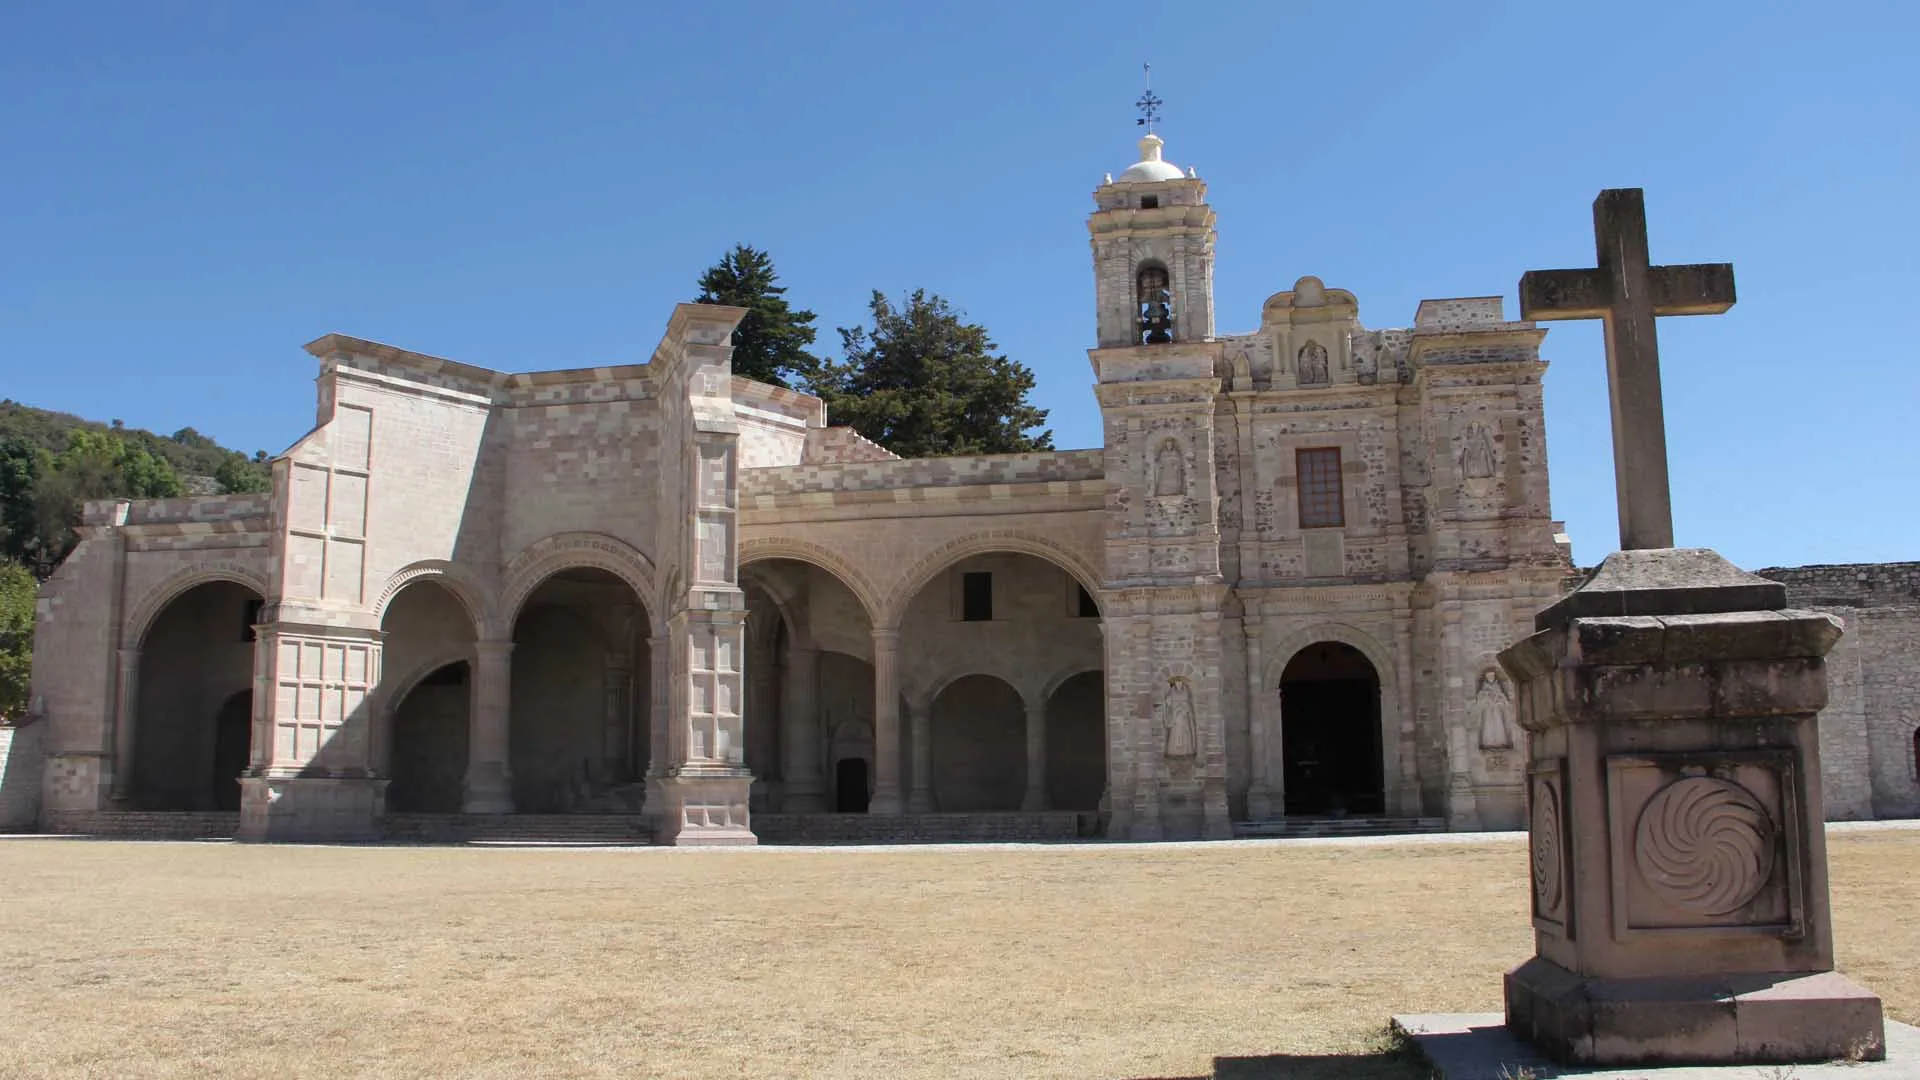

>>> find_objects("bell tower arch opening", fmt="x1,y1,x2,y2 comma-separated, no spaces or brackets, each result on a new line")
1279,641,1384,817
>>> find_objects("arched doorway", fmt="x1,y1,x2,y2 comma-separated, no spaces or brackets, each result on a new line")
1279,642,1384,816
821,651,876,813
131,580,262,810
509,568,651,813
379,578,477,813
387,662,470,812
930,674,1026,812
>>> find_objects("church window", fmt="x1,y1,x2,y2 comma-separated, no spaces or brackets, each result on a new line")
1297,448,1345,529
1140,195,1159,210
243,598,263,642
962,572,993,622
1075,583,1100,618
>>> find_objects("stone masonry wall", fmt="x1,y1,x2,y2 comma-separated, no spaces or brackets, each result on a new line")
0,722,44,829
1761,563,1920,819
742,449,1104,499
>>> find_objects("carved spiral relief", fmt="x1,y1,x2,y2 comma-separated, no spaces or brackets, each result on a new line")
1633,777,1776,915
1531,777,1563,915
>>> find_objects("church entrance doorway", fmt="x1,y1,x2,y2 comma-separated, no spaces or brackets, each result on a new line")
835,758,870,813
1279,642,1384,816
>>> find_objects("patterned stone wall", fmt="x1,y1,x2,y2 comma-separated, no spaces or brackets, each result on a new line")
0,722,43,829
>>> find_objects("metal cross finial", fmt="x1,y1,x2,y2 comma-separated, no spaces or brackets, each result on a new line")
1135,62,1162,133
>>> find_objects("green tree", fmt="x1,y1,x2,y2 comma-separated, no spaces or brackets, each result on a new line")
0,559,34,721
693,244,819,388
213,454,270,495
21,430,182,577
807,290,1052,457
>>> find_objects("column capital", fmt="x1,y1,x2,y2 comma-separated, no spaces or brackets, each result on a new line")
116,647,141,667
476,639,516,661
871,627,901,650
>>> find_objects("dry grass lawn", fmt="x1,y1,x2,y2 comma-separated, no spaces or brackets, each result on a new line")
0,830,1913,1079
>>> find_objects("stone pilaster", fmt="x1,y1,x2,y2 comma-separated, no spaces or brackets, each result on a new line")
462,639,514,813
108,647,139,803
780,647,825,812
642,634,668,821
1021,699,1048,811
238,621,385,841
869,629,903,815
1498,549,1883,1066
1242,621,1274,819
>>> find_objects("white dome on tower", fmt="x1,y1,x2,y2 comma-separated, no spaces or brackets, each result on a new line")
1116,133,1186,183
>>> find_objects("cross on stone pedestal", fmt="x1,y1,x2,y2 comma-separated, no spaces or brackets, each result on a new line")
1519,188,1735,550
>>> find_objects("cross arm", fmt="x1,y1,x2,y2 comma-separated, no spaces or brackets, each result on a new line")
1518,268,1608,321
1648,263,1736,316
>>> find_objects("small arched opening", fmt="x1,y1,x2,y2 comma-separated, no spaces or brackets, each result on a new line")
931,674,1026,812
1045,671,1105,811
387,662,471,813
1136,262,1173,345
1279,641,1384,816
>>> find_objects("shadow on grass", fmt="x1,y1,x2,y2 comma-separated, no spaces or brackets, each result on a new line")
1126,1029,1430,1080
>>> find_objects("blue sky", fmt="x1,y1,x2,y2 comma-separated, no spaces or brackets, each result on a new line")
3,1,1914,569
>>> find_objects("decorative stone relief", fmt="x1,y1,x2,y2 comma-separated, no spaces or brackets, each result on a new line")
1153,438,1185,498
1461,420,1497,487
1297,341,1329,385
1473,669,1518,750
1634,777,1776,915
1531,769,1567,926
1164,677,1196,758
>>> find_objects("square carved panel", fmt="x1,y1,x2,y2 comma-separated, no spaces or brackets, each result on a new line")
1605,751,1803,940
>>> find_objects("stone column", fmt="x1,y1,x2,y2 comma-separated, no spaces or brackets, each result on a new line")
1021,698,1048,812
462,639,515,814
869,628,903,814
780,647,825,812
906,699,933,813
1242,622,1274,819
109,647,140,803
1498,549,1884,1066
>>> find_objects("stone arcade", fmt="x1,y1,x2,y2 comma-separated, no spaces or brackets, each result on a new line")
4,136,1915,843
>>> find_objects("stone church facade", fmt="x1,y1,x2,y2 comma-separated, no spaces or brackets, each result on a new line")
4,134,1913,842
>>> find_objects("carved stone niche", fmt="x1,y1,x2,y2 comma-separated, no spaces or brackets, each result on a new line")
1497,548,1885,1068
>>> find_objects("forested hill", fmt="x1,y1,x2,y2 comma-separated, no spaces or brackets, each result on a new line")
0,400,273,579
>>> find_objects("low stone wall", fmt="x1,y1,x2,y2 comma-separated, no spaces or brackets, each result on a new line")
754,811,1093,845
380,813,652,844
741,448,1105,498
41,810,239,839
0,722,45,831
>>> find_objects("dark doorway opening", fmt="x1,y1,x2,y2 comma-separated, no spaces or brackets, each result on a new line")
834,758,870,814
210,690,252,813
1280,642,1384,816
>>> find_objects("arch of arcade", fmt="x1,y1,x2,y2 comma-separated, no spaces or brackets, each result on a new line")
17,132,1910,842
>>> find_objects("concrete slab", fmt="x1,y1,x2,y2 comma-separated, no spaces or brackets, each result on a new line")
1393,1013,1920,1079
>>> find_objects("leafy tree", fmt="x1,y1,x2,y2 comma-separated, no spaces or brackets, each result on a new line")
807,290,1052,457
693,244,820,388
214,454,270,495
0,559,34,721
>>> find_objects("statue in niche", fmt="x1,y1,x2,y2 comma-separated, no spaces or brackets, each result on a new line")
1473,669,1519,751
1164,678,1197,758
1461,421,1497,481
1297,341,1329,385
1230,348,1252,391
1153,438,1185,498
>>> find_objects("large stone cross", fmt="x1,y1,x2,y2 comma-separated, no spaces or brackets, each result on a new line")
1519,188,1735,550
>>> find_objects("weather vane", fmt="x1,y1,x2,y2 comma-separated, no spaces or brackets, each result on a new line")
1135,62,1162,133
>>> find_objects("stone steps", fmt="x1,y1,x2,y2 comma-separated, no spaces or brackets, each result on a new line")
1231,816,1448,839
379,813,653,845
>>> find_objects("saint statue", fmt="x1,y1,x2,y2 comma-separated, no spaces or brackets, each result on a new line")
1462,422,1497,480
1154,438,1185,498
1164,678,1196,758
1298,341,1329,384
1472,669,1517,750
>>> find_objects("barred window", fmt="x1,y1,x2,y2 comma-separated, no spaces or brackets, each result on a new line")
1296,448,1345,529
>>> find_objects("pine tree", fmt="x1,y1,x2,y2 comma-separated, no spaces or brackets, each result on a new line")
808,290,1052,458
693,245,819,389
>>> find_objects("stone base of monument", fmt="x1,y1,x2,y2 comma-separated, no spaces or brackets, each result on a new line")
1505,959,1885,1065
1490,548,1889,1070
1393,1012,1920,1079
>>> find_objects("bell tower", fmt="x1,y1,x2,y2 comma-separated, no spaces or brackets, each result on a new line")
1088,132,1216,348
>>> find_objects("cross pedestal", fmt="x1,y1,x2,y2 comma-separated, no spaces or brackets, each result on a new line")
1487,190,1884,1067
